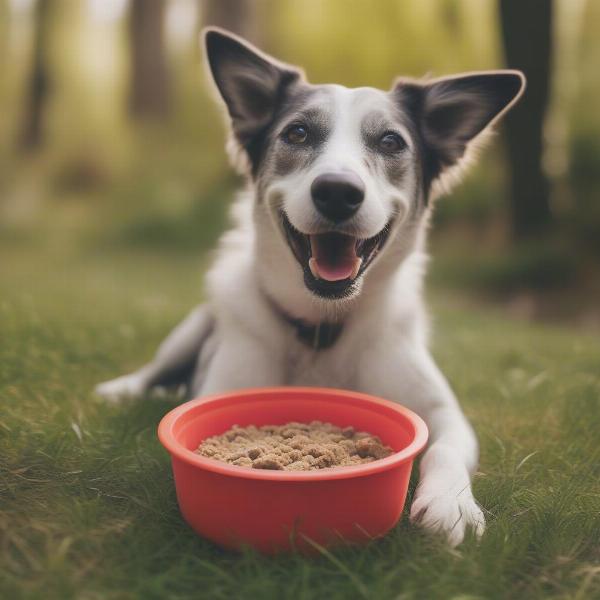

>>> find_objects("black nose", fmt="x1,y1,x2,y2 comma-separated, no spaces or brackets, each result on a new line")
311,172,365,223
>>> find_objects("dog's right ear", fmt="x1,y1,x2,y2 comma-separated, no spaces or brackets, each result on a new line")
203,28,302,151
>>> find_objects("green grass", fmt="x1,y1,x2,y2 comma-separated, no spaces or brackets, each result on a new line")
1,241,600,600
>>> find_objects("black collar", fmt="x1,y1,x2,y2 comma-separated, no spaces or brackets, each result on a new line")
283,316,343,350
263,291,343,350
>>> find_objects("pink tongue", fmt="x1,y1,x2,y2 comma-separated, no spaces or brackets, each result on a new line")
315,260,354,281
310,234,358,282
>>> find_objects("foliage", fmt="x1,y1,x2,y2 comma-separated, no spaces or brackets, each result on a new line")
1,0,600,286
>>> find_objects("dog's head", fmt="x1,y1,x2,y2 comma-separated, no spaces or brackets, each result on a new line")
204,28,525,301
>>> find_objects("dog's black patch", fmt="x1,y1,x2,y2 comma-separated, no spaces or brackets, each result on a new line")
270,105,331,177
241,75,308,175
245,83,320,177
360,110,411,188
391,83,437,201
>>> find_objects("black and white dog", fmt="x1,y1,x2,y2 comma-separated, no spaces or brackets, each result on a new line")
97,28,525,546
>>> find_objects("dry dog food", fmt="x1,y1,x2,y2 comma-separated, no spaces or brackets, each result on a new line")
195,421,393,471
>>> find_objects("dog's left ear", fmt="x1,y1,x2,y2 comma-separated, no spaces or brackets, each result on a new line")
395,70,525,182
203,27,302,152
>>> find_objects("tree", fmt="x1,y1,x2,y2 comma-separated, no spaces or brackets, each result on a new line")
128,0,170,120
499,0,554,238
18,0,53,152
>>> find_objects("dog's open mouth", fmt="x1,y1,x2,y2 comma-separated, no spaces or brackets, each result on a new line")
281,213,392,298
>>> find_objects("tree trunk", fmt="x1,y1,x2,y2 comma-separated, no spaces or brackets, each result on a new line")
0,1,8,57
129,0,170,120
499,0,554,238
18,0,52,153
202,0,260,43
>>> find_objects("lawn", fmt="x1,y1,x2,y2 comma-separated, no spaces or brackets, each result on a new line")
1,238,599,600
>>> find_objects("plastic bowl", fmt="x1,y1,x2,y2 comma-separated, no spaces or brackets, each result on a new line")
158,387,428,553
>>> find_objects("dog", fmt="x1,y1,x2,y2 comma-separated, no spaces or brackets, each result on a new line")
96,28,525,546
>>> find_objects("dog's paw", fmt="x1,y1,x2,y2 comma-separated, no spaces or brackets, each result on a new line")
410,488,486,547
95,374,148,403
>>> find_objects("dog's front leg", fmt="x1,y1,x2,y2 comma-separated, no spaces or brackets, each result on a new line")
195,326,285,397
96,304,214,402
359,340,485,546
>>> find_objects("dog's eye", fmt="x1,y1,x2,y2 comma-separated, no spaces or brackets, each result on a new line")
378,132,407,153
283,124,308,145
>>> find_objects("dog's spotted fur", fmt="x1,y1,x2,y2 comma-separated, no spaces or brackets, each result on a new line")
96,28,525,546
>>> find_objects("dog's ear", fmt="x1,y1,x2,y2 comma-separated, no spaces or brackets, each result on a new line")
203,27,302,150
395,70,525,184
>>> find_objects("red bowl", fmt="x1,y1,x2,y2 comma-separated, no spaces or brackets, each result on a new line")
158,387,428,553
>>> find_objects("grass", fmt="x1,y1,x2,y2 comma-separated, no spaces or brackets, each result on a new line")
1,238,600,600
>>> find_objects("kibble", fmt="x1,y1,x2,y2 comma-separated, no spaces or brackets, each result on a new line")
195,421,393,471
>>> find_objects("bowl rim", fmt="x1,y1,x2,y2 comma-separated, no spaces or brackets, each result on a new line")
158,386,428,481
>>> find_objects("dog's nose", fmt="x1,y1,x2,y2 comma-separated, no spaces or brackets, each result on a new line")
311,172,365,223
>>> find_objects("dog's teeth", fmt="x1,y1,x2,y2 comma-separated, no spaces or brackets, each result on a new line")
308,257,320,279
350,258,362,280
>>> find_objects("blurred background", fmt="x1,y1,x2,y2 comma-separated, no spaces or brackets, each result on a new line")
1,0,599,329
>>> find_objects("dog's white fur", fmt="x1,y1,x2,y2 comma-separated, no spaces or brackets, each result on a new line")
97,29,526,546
